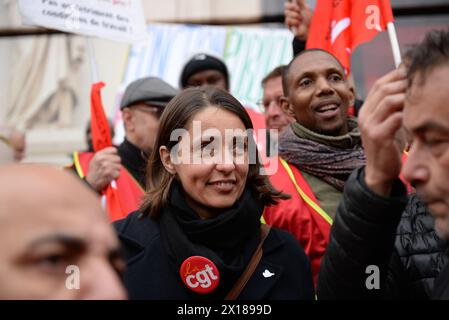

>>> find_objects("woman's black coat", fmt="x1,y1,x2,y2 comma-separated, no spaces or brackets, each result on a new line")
114,211,314,300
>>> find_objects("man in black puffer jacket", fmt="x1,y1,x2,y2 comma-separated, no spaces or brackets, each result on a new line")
284,2,447,296
317,29,449,300
318,167,449,299
394,194,448,298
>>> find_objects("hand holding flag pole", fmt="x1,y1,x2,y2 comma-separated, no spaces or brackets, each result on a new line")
286,0,312,40
287,0,299,36
86,37,123,221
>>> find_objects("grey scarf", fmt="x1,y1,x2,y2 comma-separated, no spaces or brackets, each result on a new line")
278,119,365,191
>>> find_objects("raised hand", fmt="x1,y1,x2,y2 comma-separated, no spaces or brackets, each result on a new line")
284,0,313,40
358,68,408,197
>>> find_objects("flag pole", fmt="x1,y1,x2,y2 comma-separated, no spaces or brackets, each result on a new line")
86,37,99,83
387,22,401,68
85,37,117,198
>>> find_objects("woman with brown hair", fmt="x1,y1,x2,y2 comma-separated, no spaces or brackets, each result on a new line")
114,87,314,300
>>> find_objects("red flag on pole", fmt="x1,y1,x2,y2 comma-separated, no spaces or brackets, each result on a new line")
306,0,394,74
90,82,112,151
90,82,124,221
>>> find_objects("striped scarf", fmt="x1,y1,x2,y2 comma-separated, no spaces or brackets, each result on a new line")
278,120,365,191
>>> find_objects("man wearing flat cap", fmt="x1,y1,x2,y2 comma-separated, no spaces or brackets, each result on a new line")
72,77,178,219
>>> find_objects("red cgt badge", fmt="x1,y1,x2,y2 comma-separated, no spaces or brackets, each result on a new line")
180,256,220,294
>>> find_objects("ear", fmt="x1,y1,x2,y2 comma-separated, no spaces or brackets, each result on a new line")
280,97,295,118
122,108,134,132
159,146,176,175
348,86,355,108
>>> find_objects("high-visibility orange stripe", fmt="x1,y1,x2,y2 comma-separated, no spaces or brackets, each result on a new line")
73,151,85,179
260,209,267,224
279,158,333,225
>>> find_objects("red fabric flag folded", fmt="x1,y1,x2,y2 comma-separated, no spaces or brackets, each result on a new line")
90,82,112,151
306,0,394,74
90,82,124,221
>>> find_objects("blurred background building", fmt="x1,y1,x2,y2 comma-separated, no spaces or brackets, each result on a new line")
0,0,448,165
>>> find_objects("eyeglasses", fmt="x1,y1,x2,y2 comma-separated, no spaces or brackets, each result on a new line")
132,105,164,118
256,96,283,113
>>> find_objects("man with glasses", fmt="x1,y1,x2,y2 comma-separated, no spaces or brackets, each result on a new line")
72,77,178,218
260,65,295,133
259,65,295,158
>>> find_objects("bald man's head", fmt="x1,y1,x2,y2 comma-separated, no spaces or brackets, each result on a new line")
0,165,127,300
280,49,354,136
282,49,346,96
0,165,102,219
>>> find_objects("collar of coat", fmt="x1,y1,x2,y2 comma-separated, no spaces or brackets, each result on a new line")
115,211,286,299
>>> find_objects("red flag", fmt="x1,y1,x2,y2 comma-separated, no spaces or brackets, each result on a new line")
90,82,124,221
90,82,112,151
306,0,394,73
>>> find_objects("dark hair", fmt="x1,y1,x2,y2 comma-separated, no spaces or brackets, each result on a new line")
140,86,287,218
282,49,346,96
180,54,230,90
405,29,449,88
261,65,287,87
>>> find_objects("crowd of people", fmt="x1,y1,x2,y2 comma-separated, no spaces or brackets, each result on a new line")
1,1,449,301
